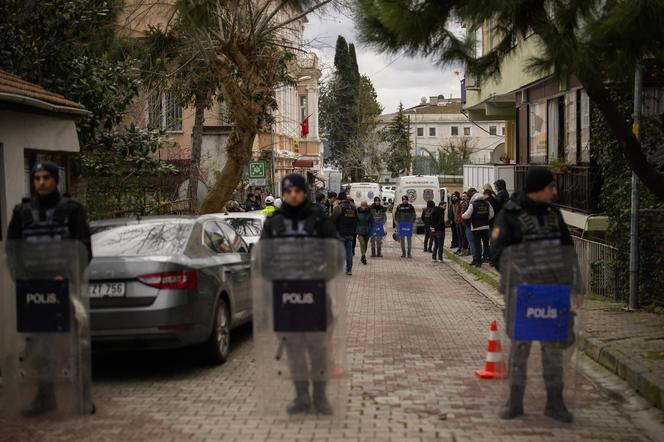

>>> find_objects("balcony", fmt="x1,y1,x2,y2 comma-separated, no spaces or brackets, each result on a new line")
514,165,602,214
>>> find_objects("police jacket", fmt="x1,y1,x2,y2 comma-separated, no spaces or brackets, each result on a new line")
495,189,509,213
261,201,337,239
243,198,262,211
462,193,494,231
394,203,416,224
491,193,573,272
421,204,435,227
369,204,387,224
331,200,358,236
6,191,92,261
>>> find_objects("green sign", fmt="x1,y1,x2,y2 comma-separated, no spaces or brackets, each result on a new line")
249,161,267,179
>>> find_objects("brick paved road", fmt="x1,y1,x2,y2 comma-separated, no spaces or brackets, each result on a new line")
0,234,658,441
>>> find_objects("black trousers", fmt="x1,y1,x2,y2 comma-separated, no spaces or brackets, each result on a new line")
508,341,564,389
423,226,433,251
450,221,458,247
431,231,445,261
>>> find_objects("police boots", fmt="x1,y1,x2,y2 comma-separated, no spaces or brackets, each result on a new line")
544,387,573,423
286,381,311,415
22,382,57,417
313,381,333,415
499,386,524,419
371,244,376,257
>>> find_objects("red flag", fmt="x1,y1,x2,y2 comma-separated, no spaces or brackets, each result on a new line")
300,116,309,137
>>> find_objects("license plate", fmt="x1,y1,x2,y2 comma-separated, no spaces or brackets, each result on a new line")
88,282,126,298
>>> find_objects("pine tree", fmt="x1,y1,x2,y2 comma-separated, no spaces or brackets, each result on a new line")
384,103,412,176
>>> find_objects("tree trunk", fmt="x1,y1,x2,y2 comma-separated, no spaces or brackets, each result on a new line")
199,124,256,214
189,94,206,212
579,74,664,201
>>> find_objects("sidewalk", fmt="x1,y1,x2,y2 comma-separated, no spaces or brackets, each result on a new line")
441,235,664,412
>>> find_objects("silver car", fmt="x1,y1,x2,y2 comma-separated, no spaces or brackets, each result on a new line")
88,216,251,364
211,212,266,249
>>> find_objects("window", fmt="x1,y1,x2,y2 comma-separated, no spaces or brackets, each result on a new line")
429,127,437,137
203,222,232,254
463,127,471,136
564,91,577,163
148,92,183,132
474,26,483,58
489,125,497,136
299,95,308,123
218,99,231,125
417,127,424,137
502,126,506,136
528,102,547,164
218,222,247,253
92,223,192,257
547,98,562,162
451,126,459,136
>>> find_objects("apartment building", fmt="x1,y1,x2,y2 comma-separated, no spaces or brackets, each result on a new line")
119,2,324,200
377,96,505,181
462,22,603,232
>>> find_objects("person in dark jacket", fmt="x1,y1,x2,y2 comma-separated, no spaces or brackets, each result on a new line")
314,192,327,215
491,166,579,424
369,197,387,257
326,191,337,217
449,192,460,249
6,161,93,416
394,195,416,258
454,192,468,255
259,174,338,415
331,192,358,275
356,201,373,265
429,201,447,262
421,200,435,252
243,193,262,211
494,179,510,214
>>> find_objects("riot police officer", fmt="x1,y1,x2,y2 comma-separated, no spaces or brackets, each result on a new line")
5,161,92,416
260,173,338,415
492,166,578,423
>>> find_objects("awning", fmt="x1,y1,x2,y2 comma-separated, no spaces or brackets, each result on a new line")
293,159,314,168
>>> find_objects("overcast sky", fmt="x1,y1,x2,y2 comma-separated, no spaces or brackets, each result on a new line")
303,8,464,115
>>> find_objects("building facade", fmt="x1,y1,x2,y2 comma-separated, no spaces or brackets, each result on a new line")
119,2,324,200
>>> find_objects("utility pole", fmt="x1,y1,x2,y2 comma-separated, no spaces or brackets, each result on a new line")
628,62,642,311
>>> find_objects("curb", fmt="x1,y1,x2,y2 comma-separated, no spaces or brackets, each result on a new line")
443,246,664,412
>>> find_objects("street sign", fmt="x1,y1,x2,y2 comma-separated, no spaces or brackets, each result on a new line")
249,161,267,179
249,178,267,186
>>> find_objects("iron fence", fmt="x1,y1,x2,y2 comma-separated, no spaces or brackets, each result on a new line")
572,236,624,299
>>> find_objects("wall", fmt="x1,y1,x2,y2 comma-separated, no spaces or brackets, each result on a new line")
0,110,80,238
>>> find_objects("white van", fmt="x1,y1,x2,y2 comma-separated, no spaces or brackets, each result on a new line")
394,176,444,232
348,182,382,205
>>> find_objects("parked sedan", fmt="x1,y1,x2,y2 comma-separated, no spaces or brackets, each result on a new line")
212,212,266,248
89,216,251,364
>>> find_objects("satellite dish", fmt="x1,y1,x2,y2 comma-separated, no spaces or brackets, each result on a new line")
420,97,427,104
438,94,445,100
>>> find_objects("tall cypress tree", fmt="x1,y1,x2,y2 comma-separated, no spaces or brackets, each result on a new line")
384,103,413,176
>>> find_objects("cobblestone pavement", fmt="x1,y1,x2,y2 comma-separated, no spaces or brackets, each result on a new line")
0,233,659,441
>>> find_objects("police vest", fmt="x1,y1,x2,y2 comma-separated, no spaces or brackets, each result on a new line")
269,212,320,237
471,200,490,229
517,207,562,246
20,196,72,242
335,201,357,236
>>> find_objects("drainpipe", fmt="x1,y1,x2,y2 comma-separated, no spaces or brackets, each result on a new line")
628,62,641,311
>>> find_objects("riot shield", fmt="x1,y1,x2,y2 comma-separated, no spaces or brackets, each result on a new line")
252,238,347,418
498,241,583,424
0,240,92,418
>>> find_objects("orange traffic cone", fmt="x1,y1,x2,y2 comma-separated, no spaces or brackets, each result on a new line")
329,340,345,378
475,320,506,379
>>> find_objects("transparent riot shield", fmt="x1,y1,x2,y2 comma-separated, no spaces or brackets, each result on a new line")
0,240,92,418
498,241,583,424
252,238,347,418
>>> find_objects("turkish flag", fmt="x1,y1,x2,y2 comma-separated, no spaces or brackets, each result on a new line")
300,116,309,137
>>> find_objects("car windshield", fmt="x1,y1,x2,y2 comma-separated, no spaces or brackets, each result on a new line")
92,222,192,257
226,218,263,237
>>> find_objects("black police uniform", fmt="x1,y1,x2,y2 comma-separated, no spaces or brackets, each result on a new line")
260,201,339,415
6,189,92,416
491,192,576,423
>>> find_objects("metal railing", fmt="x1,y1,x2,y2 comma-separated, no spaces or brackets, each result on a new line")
515,165,602,214
572,236,623,299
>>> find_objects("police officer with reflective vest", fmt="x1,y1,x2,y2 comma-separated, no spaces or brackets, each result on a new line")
6,161,92,416
491,166,577,423
331,192,358,275
260,173,338,414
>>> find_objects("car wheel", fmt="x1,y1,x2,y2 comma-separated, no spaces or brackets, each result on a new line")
203,298,231,365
